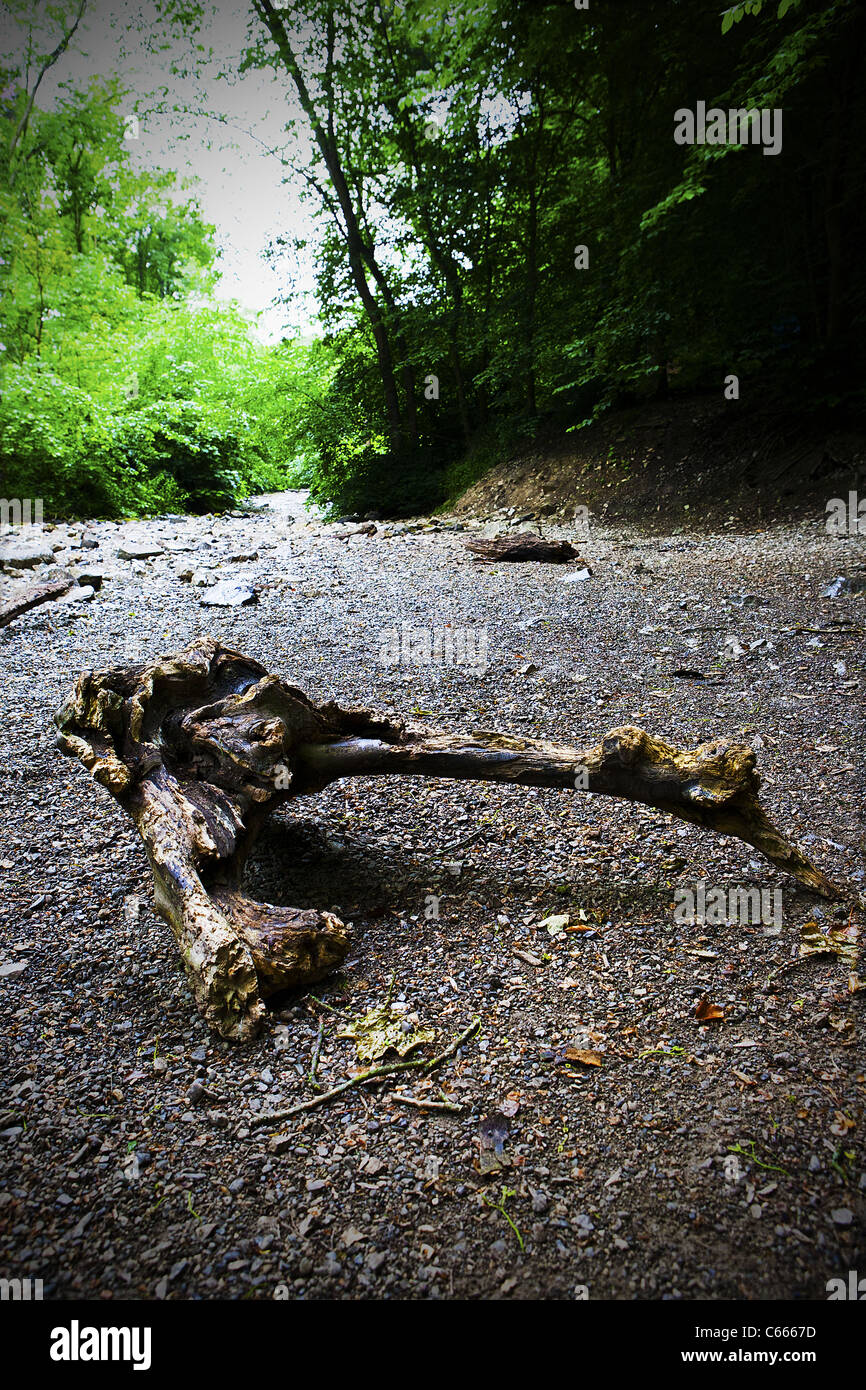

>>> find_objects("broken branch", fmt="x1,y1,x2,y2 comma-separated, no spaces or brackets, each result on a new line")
54,637,839,1041
389,1093,464,1113
0,572,75,628
250,1019,480,1124
463,534,582,563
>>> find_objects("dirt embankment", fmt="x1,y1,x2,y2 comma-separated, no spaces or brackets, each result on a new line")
449,395,865,532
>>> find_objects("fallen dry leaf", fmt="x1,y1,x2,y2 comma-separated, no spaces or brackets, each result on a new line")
338,1003,435,1062
830,1110,856,1136
694,996,725,1021
564,1047,603,1067
539,913,569,936
800,921,859,964
828,1011,853,1035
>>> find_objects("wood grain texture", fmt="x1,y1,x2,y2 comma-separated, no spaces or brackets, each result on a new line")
55,636,837,1040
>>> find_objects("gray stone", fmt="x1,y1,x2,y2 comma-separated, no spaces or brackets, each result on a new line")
200,581,257,607
0,541,54,568
117,541,164,560
0,961,27,978
56,585,95,604
186,1081,206,1106
71,568,107,590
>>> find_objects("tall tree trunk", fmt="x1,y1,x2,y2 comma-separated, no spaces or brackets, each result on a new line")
823,91,846,345
523,81,545,417
253,0,406,450
359,243,418,450
373,2,474,444
6,0,87,188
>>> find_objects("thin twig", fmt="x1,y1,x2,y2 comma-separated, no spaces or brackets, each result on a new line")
309,1017,325,1092
443,828,487,854
765,949,845,989
389,1092,464,1113
250,1020,479,1126
786,623,860,635
305,994,349,1017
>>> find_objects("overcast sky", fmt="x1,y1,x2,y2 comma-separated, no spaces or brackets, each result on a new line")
2,0,321,340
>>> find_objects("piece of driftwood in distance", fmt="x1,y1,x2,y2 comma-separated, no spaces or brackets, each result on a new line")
463,534,583,563
55,637,838,1041
335,522,377,540
0,572,75,628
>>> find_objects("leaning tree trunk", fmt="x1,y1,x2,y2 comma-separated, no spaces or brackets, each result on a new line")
55,638,838,1041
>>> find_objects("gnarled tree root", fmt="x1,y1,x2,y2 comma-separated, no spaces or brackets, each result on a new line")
55,637,838,1040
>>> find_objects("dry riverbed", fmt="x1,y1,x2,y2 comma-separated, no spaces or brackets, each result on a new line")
0,492,863,1301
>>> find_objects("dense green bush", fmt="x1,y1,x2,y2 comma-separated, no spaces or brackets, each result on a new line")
309,442,445,518
114,401,247,514
0,365,128,516
0,68,333,520
0,364,270,517
301,345,447,517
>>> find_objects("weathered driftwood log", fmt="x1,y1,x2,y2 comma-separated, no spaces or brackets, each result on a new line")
463,534,582,563
335,522,377,540
0,572,75,628
55,637,837,1040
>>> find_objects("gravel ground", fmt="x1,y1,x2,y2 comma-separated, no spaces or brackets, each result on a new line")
0,491,863,1302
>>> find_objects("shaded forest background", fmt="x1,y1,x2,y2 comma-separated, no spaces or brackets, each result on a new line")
1,0,864,519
